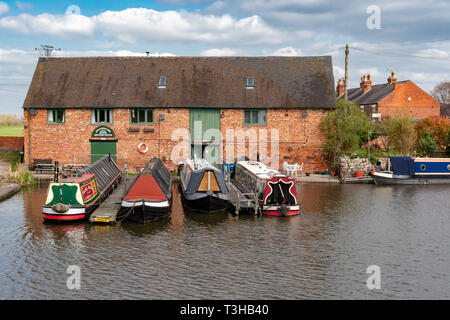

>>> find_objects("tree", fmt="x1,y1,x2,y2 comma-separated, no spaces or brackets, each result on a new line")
415,116,450,149
321,99,372,169
382,116,417,156
417,130,437,157
430,81,450,104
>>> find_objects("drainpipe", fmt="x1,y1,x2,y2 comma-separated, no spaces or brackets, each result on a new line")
27,107,32,169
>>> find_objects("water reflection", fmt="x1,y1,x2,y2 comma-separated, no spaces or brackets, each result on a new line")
0,181,449,299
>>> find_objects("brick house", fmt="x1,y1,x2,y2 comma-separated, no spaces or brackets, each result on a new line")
336,72,441,121
23,56,335,173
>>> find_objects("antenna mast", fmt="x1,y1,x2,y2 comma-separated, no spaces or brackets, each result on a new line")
35,45,61,58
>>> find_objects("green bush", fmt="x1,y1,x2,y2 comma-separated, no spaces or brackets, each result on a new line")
417,130,437,157
321,99,373,169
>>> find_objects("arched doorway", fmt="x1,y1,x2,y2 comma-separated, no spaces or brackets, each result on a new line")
90,126,117,163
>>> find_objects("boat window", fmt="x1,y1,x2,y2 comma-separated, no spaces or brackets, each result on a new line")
244,110,266,126
130,108,154,125
91,109,113,124
47,109,65,124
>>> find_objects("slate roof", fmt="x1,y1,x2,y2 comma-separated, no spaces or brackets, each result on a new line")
441,103,450,116
23,56,336,109
337,81,409,105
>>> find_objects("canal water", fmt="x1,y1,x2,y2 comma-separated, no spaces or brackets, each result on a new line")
0,182,449,299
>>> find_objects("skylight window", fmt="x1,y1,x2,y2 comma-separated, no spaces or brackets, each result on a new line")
246,77,255,88
159,76,167,87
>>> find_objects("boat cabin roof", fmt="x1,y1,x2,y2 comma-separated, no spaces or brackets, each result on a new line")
237,161,285,179
185,158,217,171
59,173,95,184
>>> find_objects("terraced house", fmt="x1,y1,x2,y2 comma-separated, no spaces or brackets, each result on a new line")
336,72,440,121
23,56,335,173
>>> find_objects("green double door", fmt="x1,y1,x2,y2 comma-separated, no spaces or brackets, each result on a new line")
190,109,220,167
91,141,116,163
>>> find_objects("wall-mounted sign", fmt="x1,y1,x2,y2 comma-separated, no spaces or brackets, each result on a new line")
91,126,115,138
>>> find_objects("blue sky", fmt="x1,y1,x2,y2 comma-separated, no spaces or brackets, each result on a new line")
0,0,449,115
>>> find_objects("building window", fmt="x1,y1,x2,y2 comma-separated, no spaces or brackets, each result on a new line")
246,77,255,88
130,108,154,125
371,104,377,113
47,109,65,124
91,109,113,124
159,76,167,87
244,109,266,126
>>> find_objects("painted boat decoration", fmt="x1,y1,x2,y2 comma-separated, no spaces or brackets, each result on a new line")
373,156,450,185
119,158,172,223
42,155,122,221
232,161,300,217
178,158,229,213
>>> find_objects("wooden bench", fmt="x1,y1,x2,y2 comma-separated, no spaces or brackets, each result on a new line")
31,158,52,170
35,163,56,174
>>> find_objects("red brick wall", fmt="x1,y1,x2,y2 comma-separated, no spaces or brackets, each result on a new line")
378,81,440,118
24,108,329,173
0,136,24,151
220,109,328,172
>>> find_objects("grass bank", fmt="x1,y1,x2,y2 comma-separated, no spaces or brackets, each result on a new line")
0,148,34,187
0,126,24,137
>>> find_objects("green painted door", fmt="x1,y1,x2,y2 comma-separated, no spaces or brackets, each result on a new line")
90,141,116,163
189,109,220,167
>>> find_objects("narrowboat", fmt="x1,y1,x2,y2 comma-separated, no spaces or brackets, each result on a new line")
178,158,229,213
232,161,300,216
119,158,172,223
373,156,450,184
42,155,122,221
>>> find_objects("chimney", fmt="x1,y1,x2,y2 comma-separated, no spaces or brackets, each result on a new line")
360,74,372,93
336,78,345,96
387,71,397,84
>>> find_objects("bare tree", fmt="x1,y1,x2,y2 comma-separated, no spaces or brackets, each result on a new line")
431,81,450,104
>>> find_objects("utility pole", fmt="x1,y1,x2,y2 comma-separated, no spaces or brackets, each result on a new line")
344,44,349,100
35,45,61,58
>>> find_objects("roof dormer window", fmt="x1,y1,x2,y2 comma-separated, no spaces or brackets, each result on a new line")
158,76,167,88
246,77,254,89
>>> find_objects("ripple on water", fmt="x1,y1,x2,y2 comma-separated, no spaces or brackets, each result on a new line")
0,183,449,299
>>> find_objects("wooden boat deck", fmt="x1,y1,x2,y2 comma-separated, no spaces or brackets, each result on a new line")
226,179,259,215
89,176,136,224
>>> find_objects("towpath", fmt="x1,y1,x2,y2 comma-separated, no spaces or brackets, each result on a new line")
0,160,21,201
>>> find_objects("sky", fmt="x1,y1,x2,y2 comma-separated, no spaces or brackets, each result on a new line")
0,0,449,115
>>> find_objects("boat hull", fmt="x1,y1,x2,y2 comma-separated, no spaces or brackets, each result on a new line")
262,204,300,217
42,204,97,221
120,200,171,223
181,193,228,214
373,172,450,185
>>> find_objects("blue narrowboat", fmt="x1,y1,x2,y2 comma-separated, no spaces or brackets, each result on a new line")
373,156,450,185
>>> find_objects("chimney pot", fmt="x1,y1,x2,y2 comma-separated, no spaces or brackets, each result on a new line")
336,78,345,96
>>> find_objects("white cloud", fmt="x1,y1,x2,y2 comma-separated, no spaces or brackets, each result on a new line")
0,8,285,45
93,8,284,45
200,48,238,56
15,1,34,11
0,2,9,16
0,13,95,38
271,47,302,56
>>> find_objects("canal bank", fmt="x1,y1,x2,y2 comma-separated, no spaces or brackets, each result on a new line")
0,159,21,201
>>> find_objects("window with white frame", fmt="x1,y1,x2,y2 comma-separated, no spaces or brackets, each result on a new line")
91,109,113,124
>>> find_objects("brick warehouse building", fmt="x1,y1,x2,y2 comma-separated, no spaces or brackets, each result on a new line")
336,72,440,121
23,56,335,173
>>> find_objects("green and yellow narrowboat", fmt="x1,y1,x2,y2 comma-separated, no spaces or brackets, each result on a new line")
42,155,122,222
